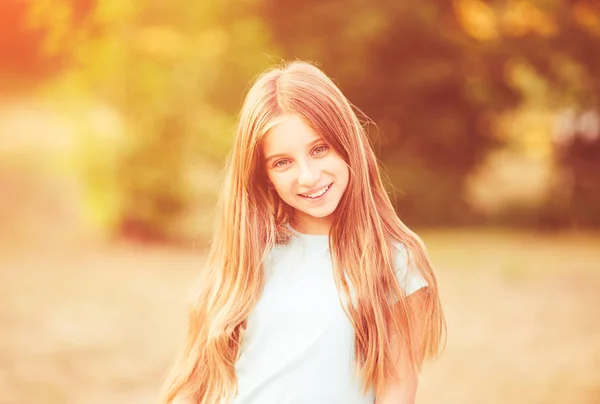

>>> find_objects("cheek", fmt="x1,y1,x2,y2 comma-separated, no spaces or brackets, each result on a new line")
332,158,350,185
340,168,350,190
268,172,293,196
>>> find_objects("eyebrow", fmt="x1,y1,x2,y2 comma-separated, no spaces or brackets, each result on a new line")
264,137,324,163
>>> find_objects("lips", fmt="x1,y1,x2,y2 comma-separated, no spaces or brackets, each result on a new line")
299,183,332,199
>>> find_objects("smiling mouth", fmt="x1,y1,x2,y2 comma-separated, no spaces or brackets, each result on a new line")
299,183,332,199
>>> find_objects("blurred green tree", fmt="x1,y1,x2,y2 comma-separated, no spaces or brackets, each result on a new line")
498,0,600,228
28,0,274,241
25,0,600,239
260,0,600,227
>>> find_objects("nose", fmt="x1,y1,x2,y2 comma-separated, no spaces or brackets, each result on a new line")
297,161,320,188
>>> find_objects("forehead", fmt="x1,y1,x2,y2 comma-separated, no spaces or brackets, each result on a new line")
262,115,321,155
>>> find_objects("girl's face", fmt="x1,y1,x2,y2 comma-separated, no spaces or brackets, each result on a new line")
262,115,349,234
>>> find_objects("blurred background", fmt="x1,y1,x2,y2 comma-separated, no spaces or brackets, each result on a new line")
1,0,599,403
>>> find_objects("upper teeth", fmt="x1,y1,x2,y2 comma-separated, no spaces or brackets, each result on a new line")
302,184,330,199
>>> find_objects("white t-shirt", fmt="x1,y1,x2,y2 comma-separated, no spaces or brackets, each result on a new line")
232,228,427,404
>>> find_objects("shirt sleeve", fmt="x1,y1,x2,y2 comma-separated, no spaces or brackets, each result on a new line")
393,242,428,297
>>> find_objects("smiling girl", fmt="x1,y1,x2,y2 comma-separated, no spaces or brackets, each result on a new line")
162,61,445,404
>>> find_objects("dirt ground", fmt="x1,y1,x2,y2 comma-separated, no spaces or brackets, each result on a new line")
1,229,599,404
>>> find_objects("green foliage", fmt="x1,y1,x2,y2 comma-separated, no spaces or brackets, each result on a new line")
259,0,600,227
25,0,600,239
31,0,275,241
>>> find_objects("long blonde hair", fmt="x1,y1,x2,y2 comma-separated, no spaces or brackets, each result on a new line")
162,60,445,403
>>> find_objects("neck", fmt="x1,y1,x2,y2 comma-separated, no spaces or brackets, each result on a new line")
291,213,332,236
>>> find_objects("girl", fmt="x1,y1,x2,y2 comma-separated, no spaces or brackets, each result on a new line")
162,61,445,404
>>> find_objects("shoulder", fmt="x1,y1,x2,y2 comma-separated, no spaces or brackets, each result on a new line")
391,241,427,296
391,241,414,274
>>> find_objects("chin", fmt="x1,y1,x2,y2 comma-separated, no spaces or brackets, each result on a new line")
303,204,340,219
305,210,334,219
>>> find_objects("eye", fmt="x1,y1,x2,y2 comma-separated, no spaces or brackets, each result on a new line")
273,159,290,168
312,145,329,156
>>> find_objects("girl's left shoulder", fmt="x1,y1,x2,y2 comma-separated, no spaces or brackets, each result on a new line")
390,241,427,297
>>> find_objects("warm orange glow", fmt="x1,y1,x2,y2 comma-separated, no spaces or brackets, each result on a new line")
501,0,558,37
573,2,600,36
454,0,499,41
2,2,600,402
